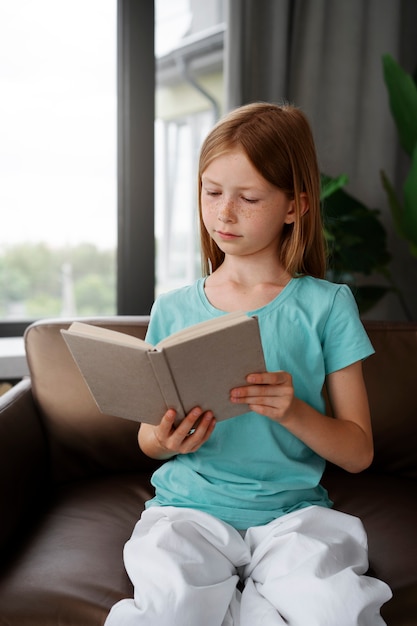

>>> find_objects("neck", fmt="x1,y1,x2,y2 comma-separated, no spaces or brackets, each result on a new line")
214,254,291,289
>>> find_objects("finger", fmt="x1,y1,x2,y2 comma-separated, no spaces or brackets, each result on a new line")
246,371,290,385
170,407,214,450
230,372,291,400
156,407,202,450
174,407,205,439
179,411,215,453
184,410,214,440
195,411,215,436
157,409,177,436
186,421,216,452
231,385,290,403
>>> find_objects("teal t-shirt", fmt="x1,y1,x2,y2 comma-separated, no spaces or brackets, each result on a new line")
145,276,374,530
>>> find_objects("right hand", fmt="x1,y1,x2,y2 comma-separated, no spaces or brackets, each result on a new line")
140,407,216,459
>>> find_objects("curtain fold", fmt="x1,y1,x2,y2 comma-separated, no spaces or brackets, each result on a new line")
225,0,292,108
225,0,417,320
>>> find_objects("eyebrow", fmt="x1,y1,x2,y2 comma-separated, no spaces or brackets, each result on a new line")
201,176,220,185
201,176,260,192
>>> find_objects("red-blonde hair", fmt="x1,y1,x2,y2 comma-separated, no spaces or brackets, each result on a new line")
198,102,326,278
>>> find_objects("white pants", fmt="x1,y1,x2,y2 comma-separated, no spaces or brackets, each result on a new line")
105,505,392,626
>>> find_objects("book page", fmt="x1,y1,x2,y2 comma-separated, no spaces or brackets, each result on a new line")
65,322,154,351
156,311,248,349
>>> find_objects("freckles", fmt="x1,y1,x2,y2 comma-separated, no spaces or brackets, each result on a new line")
239,206,256,218
237,203,265,220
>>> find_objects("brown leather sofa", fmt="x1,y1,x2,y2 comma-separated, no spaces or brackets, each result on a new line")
0,317,416,625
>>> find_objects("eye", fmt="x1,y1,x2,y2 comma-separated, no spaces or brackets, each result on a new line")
204,189,221,197
242,197,258,204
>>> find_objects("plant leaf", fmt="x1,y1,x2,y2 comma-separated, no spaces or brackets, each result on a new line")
402,144,417,256
323,183,390,275
320,173,349,200
380,169,406,239
382,54,417,157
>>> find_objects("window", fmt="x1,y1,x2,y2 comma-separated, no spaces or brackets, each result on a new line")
155,0,225,295
0,1,227,335
0,0,117,327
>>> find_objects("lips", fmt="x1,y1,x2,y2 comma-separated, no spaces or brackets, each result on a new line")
215,230,241,240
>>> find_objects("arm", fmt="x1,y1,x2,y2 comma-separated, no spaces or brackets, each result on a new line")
230,360,373,473
138,407,216,460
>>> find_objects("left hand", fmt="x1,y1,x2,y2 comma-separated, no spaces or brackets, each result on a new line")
230,371,295,423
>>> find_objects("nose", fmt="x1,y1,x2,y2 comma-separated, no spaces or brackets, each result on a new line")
217,198,236,223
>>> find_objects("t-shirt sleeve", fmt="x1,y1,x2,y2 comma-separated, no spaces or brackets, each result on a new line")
322,285,374,375
145,297,167,346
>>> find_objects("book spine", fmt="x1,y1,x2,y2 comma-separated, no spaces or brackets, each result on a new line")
147,351,185,422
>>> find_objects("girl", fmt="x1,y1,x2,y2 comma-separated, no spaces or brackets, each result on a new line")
105,102,392,625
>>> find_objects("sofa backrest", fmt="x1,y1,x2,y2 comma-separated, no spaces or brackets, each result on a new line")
362,321,417,479
24,316,159,483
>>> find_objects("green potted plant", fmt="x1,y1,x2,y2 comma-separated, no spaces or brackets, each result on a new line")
321,174,392,314
381,54,417,259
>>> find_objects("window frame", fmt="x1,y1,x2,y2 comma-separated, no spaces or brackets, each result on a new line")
117,0,155,316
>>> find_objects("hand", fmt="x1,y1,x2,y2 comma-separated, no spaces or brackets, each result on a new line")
153,407,216,456
230,371,295,423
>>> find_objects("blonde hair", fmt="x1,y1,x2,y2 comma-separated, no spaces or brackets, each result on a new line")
198,102,326,278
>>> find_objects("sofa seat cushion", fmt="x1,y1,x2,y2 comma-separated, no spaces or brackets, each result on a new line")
1,468,415,625
0,473,153,626
323,466,417,624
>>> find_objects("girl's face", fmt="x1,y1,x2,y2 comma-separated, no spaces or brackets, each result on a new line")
201,149,296,262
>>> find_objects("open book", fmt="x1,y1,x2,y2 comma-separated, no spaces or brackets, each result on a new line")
61,312,266,425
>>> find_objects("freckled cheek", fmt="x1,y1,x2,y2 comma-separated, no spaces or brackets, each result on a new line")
201,200,223,226
238,206,257,218
201,205,215,232
202,199,263,222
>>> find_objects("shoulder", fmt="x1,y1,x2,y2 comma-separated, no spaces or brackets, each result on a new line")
294,275,363,325
294,275,373,353
294,278,374,372
295,275,354,299
293,276,358,318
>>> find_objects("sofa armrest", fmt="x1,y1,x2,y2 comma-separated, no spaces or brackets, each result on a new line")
0,379,50,562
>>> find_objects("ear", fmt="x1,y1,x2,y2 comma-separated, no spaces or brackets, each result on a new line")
284,193,309,224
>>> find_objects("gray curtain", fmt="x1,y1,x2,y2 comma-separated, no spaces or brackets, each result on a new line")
225,0,417,320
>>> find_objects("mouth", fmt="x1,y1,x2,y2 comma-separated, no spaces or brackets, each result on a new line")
215,230,242,240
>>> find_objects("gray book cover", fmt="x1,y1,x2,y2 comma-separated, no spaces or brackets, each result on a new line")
61,313,266,425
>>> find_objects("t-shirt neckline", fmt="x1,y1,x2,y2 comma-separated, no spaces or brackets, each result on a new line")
197,275,300,317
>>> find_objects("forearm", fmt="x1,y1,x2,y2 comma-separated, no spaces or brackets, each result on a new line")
231,363,374,473
281,398,373,473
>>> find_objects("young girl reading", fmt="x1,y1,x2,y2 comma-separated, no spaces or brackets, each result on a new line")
105,102,392,625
